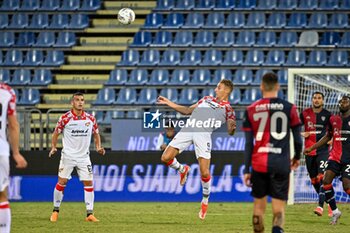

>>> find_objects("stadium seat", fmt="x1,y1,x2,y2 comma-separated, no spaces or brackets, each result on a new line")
191,69,211,85
41,0,60,10
102,111,124,124
159,49,180,66
163,13,184,29
278,90,285,99
286,50,306,66
243,50,264,66
160,88,178,102
9,13,29,29
341,0,350,8
136,88,158,104
214,31,235,47
222,50,243,65
0,69,10,84
235,31,255,46
339,32,350,47
182,13,204,28
307,50,327,66
214,0,235,10
105,69,127,85
266,13,286,28
151,31,172,47
319,32,340,46
202,49,222,66
1,0,20,10
229,88,241,105
143,13,163,29
178,88,199,105
265,50,285,66
286,13,307,28
236,0,256,9
23,50,44,66
298,0,318,9
195,0,215,9
0,51,2,64
246,12,265,28
0,31,15,47
94,88,116,105
69,14,89,29
126,110,142,119
277,0,297,9
174,0,194,10
149,69,170,85
241,88,261,104
173,31,193,47
308,13,328,28
212,70,233,84
60,0,80,11
115,88,137,105
201,88,215,97
180,49,201,66
15,32,35,47
28,13,49,29
21,0,40,10
234,69,253,85
224,12,245,28
49,14,69,29
329,13,348,28
155,0,174,10
278,31,298,46
55,32,76,47
253,69,273,84
81,0,101,11
256,31,276,46
328,50,348,66
43,50,64,66
127,69,148,85
131,31,152,47
277,69,288,85
4,50,23,66
319,0,339,9
257,0,277,9
139,49,160,66
194,31,214,47
19,88,40,105
118,50,139,66
170,69,190,85
0,14,9,29
34,31,56,47
297,31,319,47
31,69,52,85
204,12,225,28
11,69,31,85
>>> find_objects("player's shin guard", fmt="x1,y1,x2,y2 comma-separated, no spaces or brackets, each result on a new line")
84,186,94,214
323,184,337,211
311,177,321,194
201,176,211,204
0,202,11,233
252,215,264,233
166,158,184,173
53,183,65,211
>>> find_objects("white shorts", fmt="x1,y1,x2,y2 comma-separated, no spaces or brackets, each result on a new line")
169,131,212,159
58,157,93,181
0,156,9,192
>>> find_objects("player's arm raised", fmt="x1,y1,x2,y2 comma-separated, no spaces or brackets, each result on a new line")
157,95,197,115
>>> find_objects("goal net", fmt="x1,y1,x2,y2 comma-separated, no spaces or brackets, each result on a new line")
288,68,350,204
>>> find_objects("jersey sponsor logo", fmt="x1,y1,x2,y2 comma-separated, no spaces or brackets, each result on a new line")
257,143,282,154
71,129,89,134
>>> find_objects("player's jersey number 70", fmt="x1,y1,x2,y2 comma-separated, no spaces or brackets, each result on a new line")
253,111,288,141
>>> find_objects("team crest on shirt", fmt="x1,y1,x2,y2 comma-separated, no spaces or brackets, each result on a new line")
321,116,326,121
85,122,91,127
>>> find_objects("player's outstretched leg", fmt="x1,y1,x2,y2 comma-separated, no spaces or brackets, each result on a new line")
50,183,66,222
199,175,211,220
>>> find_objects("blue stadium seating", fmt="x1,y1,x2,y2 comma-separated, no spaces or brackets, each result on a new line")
277,70,288,85
12,69,31,85
277,0,297,9
308,13,328,28
16,32,35,47
320,32,340,46
339,32,350,47
69,14,89,29
266,13,286,28
13,89,20,102
21,0,40,10
139,49,160,66
155,0,174,10
222,50,243,65
105,69,128,85
159,49,180,66
298,0,318,9
265,50,285,66
94,111,104,124
202,49,222,66
319,0,339,9
236,0,256,9
178,88,199,105
127,69,148,85
131,31,152,47
278,31,298,46
0,69,10,84
246,12,265,28
257,31,276,46
191,69,211,85
152,31,172,47
149,69,170,85
60,0,80,11
253,69,273,84
214,0,235,10
4,50,23,66
204,12,225,28
43,50,64,66
126,111,142,119
9,13,29,29
196,0,215,10
341,0,350,8
329,13,348,28
307,50,327,66
0,51,2,64
1,0,20,10
202,88,215,97
278,90,285,99
243,50,264,66
257,0,277,9
102,111,125,123
163,13,184,29
286,13,307,28
81,0,101,11
194,31,214,46
328,50,348,66
136,88,158,104
297,31,319,46
115,88,137,105
55,32,76,47
49,14,69,29
19,88,40,105
23,50,44,66
286,50,306,66
41,0,60,10
224,12,244,28
29,13,49,29
34,31,55,47
241,88,261,105
160,88,178,102
170,69,190,85
118,50,139,66
180,49,201,66
0,32,15,47
31,69,52,85
174,0,195,10
94,88,116,105
182,13,204,28
235,31,255,46
214,31,234,47
0,14,8,29
229,88,241,105
234,69,253,85
211,70,233,84
173,31,193,47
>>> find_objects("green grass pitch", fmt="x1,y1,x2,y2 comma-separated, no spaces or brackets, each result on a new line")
11,202,350,233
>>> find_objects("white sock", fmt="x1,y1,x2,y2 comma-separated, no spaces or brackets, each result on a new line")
53,183,65,209
84,186,94,213
201,176,211,204
167,158,184,173
0,202,11,233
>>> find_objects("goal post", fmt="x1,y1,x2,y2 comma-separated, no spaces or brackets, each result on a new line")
287,68,350,205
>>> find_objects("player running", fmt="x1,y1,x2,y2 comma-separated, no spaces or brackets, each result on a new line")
49,92,105,222
300,92,332,217
304,95,350,225
243,73,302,233
157,80,236,220
0,83,27,233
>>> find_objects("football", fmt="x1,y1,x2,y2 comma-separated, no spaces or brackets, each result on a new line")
118,8,136,25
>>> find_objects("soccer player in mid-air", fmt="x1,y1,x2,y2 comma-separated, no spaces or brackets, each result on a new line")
49,92,105,222
304,95,350,225
0,83,27,233
157,79,236,220
243,73,302,233
300,92,332,216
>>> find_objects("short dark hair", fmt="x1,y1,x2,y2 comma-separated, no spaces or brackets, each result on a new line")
72,92,84,99
220,79,234,93
262,72,278,91
312,91,324,99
